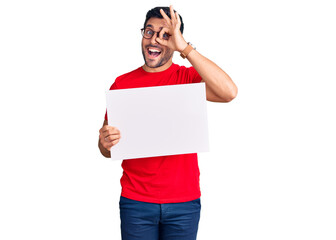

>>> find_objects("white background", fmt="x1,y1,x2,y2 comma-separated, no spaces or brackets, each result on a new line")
0,0,335,239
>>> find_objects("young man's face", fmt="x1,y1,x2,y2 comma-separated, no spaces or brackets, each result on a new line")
141,17,174,69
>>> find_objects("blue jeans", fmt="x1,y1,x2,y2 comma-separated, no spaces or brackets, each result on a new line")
119,196,201,240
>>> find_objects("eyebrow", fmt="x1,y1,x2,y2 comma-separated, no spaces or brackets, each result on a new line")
145,24,154,28
145,24,164,31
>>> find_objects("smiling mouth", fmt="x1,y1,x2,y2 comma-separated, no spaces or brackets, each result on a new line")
147,48,162,58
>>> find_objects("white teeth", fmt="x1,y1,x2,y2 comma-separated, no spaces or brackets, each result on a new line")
149,48,160,52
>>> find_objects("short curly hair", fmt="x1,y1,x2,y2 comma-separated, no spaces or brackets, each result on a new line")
143,6,184,34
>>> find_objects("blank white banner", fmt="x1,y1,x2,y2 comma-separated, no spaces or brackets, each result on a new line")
106,82,209,160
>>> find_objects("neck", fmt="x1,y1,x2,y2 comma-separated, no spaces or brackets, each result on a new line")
142,59,173,73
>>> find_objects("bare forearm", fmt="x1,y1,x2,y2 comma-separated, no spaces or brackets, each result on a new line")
187,49,238,102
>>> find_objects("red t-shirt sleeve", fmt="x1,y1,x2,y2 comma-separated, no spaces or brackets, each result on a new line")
104,81,118,121
187,67,202,83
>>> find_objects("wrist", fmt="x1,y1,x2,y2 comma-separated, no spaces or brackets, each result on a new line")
178,41,188,53
180,42,196,59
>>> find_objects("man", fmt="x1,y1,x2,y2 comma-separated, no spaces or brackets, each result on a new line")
98,6,237,240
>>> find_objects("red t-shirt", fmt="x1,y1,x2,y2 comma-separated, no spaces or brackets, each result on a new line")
105,63,202,203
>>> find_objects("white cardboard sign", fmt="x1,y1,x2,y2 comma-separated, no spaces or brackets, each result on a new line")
106,82,209,160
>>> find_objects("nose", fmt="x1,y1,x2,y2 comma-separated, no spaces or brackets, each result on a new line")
150,32,159,45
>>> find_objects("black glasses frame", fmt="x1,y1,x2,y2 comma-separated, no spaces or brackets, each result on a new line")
141,28,170,40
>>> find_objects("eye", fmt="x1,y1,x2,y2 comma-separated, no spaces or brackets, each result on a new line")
145,29,154,35
163,33,169,39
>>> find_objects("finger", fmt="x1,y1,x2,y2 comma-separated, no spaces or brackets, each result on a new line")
100,125,116,134
102,131,120,141
160,8,171,24
101,127,120,136
103,142,114,151
159,27,170,39
104,134,121,143
111,138,120,146
99,130,120,142
169,5,176,23
175,12,181,24
104,138,120,151
155,37,168,46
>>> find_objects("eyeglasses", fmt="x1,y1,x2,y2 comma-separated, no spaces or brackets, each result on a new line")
141,27,170,40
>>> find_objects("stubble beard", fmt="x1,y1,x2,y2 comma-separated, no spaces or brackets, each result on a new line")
142,47,174,69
